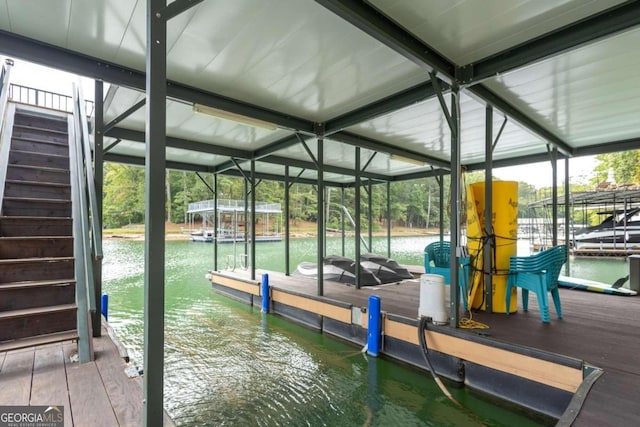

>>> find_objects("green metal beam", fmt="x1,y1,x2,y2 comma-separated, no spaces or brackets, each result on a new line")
103,99,145,133
162,0,204,21
252,134,300,159
0,30,315,133
284,166,291,275
484,105,493,313
92,80,104,338
106,127,251,158
143,1,166,424
331,131,450,169
354,147,361,288
468,85,574,156
315,0,455,81
449,87,461,327
324,81,444,135
262,155,389,181
459,1,640,85
317,138,324,295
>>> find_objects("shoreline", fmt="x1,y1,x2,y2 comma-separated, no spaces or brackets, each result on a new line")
103,230,440,242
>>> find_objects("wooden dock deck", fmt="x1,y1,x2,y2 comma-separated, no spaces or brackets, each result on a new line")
0,323,174,427
210,269,640,426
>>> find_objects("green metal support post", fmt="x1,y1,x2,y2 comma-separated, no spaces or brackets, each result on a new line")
564,158,571,275
93,79,104,337
213,174,218,271
341,187,346,257
449,85,461,327
355,147,361,288
439,176,444,243
250,158,256,280
317,137,324,295
144,0,166,424
368,181,373,251
285,166,290,275
484,105,493,313
244,178,249,262
386,181,391,258
551,148,558,246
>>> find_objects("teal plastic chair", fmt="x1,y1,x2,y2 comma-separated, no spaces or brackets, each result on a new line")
424,241,470,309
424,241,451,282
506,245,567,322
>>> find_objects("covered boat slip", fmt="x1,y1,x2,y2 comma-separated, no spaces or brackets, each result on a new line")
208,269,639,425
530,188,640,256
3,0,640,425
187,198,283,243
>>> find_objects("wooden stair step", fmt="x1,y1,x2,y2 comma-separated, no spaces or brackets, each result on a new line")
10,136,69,155
0,280,76,311
4,179,71,188
13,113,68,133
9,149,69,169
0,278,77,290
13,123,69,136
4,180,71,200
0,256,74,284
0,304,77,342
1,197,72,217
6,164,69,184
0,330,78,353
0,216,72,236
0,256,74,264
0,236,74,259
0,303,77,320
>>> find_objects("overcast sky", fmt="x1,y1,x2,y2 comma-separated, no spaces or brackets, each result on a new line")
494,156,599,189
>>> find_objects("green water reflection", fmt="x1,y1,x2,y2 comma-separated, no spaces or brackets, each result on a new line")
103,237,615,426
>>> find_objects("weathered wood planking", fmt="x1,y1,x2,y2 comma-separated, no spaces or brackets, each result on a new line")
94,332,143,426
30,344,72,427
0,348,34,404
63,342,119,427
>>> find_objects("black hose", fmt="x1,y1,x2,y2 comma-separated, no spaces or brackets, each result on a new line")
418,317,462,407
418,318,488,426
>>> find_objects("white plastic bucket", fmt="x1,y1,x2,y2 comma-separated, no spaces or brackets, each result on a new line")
418,274,447,325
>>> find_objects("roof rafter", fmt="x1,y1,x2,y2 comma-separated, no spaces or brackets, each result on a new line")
0,30,315,133
324,81,444,135
330,131,450,170
105,127,252,158
315,0,573,157
575,137,640,158
314,0,455,81
260,155,389,181
468,85,574,156
459,1,640,85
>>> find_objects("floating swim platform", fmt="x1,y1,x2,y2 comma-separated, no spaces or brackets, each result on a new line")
558,276,637,296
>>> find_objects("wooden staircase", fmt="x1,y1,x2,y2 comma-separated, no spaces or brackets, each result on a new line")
0,109,79,352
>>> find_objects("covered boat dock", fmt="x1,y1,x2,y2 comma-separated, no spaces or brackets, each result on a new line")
530,188,640,256
2,0,640,425
187,199,283,243
207,268,640,425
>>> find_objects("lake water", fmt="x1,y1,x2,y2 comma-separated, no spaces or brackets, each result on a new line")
102,236,628,426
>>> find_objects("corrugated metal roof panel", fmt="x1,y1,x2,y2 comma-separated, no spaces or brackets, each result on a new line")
483,27,640,147
370,0,626,64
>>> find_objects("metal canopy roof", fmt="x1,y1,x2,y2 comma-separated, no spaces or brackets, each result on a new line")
1,0,639,185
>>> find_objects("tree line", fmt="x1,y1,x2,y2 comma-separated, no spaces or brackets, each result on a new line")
102,150,640,229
